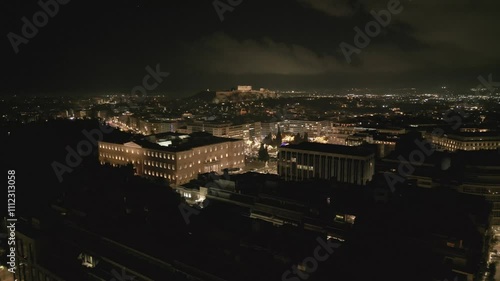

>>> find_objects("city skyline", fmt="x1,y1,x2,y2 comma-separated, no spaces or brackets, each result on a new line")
3,1,500,281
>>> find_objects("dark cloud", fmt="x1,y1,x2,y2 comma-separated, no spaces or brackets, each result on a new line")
298,0,362,17
2,0,500,95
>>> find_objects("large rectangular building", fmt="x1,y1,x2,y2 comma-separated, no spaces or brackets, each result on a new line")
98,132,245,185
278,142,375,185
186,121,262,142
427,132,500,151
280,119,330,139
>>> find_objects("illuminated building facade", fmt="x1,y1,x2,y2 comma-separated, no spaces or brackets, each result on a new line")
278,142,375,185
98,132,245,185
427,132,500,151
185,121,262,142
281,119,330,139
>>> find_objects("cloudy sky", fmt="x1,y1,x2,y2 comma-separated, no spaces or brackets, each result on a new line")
2,0,500,96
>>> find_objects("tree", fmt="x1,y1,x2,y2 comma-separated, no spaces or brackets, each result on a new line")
258,143,270,162
262,132,272,145
275,126,283,146
293,133,302,144
303,132,309,142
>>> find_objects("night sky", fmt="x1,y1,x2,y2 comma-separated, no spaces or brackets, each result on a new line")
2,0,500,96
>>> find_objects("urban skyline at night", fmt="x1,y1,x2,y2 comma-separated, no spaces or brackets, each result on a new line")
2,1,500,281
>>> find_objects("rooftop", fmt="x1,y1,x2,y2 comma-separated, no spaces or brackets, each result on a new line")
280,142,374,157
108,131,241,152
